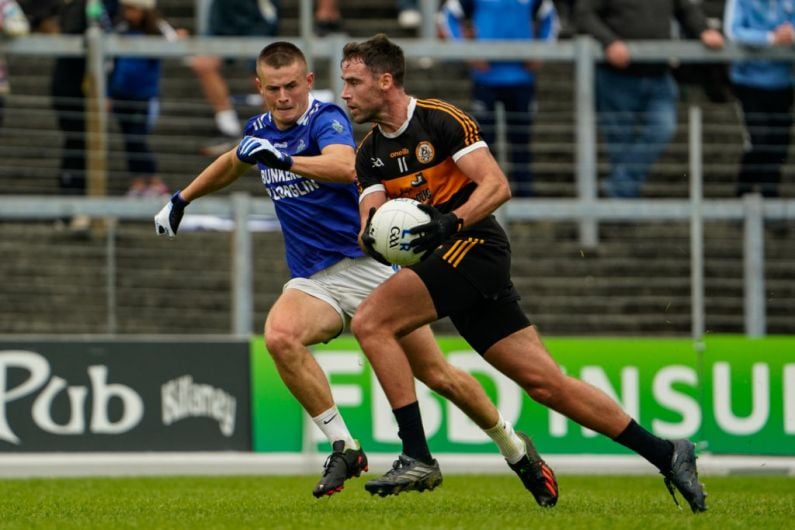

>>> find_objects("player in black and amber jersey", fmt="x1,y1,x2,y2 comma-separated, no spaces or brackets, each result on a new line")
356,97,479,212
342,34,707,513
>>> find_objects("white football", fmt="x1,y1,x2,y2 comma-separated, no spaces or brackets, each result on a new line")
368,198,431,266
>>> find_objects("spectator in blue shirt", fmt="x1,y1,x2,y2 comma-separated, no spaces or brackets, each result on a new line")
439,0,559,197
725,0,795,198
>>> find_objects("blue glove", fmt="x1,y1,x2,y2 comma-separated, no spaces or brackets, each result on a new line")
154,191,190,237
236,136,294,170
408,204,462,258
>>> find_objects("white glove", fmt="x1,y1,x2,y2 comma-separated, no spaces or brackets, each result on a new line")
154,191,189,237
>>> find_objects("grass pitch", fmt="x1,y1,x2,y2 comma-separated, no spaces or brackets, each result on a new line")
0,474,792,529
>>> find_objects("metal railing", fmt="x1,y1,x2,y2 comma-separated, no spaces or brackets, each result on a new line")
4,32,793,216
1,189,792,339
1,34,794,339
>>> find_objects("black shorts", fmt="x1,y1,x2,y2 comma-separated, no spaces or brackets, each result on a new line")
410,216,531,354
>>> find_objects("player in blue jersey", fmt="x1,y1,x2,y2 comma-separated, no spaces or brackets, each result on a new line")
155,41,558,504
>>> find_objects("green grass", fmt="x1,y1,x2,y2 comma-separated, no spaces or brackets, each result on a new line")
0,475,792,529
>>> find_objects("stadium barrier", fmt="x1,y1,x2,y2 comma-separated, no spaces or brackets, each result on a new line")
254,336,795,457
0,338,250,452
0,334,793,478
0,336,791,454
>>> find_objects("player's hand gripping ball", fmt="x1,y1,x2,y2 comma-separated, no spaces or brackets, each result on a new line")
367,198,432,266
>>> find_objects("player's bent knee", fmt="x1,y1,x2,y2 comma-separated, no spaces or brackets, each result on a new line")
526,385,557,406
349,312,366,340
264,328,300,361
520,375,563,407
350,310,380,342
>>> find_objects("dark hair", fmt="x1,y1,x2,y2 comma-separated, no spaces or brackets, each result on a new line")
122,7,163,35
258,41,308,69
141,9,162,35
341,33,405,87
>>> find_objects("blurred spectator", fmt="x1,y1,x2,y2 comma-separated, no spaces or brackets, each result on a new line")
51,0,116,233
724,0,794,198
314,0,342,36
552,0,575,37
0,0,29,128
313,0,421,35
439,0,559,197
576,0,724,198
109,0,182,197
192,0,279,157
17,0,58,32
672,17,732,105
398,0,421,30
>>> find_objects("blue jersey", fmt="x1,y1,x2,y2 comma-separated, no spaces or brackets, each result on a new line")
724,0,795,90
439,0,559,87
241,96,363,278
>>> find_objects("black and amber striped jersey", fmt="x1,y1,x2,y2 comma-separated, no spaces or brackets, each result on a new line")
355,97,488,214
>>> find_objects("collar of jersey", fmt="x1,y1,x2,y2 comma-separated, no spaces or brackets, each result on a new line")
379,97,416,139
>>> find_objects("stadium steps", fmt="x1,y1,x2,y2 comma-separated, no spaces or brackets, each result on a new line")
1,215,793,335
503,220,795,336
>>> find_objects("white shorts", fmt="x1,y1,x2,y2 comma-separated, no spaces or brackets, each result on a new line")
283,256,395,329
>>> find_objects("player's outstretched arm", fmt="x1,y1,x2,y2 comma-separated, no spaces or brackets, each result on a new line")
184,147,251,201
154,147,251,237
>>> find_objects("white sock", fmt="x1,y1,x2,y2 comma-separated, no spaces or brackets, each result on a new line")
485,413,526,464
215,109,241,137
311,406,357,450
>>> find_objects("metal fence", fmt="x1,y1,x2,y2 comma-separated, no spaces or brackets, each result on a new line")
4,33,795,203
0,33,794,339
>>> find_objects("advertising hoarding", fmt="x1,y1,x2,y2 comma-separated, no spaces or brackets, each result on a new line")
0,339,251,451
252,336,795,455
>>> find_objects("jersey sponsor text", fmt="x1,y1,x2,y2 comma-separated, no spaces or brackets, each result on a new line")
261,168,320,200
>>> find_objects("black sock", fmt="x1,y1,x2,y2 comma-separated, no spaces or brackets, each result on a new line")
393,401,433,464
614,419,674,473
